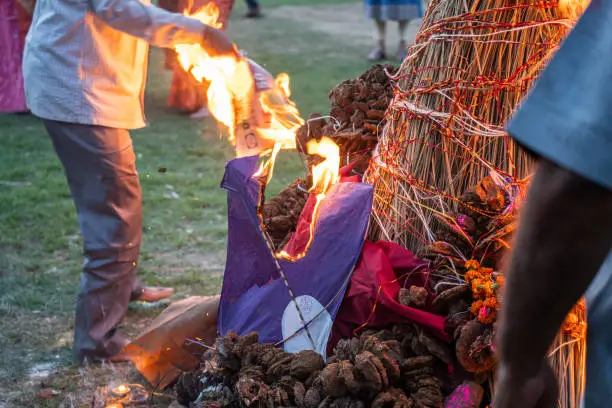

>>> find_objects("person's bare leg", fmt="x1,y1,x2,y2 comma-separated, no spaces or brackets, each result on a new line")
368,19,387,61
396,20,410,61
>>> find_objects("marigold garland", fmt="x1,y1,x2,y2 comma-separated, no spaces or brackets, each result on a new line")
562,300,586,340
464,260,503,324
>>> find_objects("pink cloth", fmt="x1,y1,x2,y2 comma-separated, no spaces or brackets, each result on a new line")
0,1,27,113
328,240,449,353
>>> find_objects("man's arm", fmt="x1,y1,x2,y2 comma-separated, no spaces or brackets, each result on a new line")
498,157,612,378
89,0,226,50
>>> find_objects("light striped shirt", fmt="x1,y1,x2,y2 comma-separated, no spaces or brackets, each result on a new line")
23,0,206,129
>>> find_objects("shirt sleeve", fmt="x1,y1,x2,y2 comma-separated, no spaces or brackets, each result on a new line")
507,1,612,190
89,0,207,48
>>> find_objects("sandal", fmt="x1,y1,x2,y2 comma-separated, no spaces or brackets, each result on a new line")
396,40,408,61
367,45,387,62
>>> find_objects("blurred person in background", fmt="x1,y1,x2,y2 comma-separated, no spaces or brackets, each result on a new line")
245,0,261,18
23,0,237,364
493,3,612,408
365,0,423,61
0,0,35,114
167,0,235,119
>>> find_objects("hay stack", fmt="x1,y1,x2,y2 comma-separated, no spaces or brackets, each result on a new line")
366,0,578,252
365,1,587,406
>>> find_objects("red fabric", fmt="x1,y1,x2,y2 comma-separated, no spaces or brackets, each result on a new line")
328,240,448,354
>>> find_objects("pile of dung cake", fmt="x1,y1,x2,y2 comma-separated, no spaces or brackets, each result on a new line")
296,64,396,174
175,323,489,407
260,179,310,250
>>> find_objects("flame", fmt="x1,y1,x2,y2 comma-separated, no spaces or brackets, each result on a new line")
558,0,590,18
115,385,129,393
174,3,252,146
174,3,302,160
257,74,302,152
306,137,340,196
277,136,340,261
176,4,340,260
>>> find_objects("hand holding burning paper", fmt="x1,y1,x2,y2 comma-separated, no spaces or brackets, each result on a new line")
174,3,303,158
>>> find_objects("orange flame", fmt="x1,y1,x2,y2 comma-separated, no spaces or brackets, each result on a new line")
306,137,340,196
277,136,340,261
174,4,302,159
176,4,340,260
558,0,590,18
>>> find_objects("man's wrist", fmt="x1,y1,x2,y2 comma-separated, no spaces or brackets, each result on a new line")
201,25,210,44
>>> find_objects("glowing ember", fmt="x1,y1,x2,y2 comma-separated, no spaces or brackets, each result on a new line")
105,404,123,408
111,384,130,396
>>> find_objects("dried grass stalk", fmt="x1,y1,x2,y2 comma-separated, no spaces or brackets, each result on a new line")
365,1,588,407
366,0,577,253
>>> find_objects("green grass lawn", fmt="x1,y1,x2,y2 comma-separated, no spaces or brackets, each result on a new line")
0,1,373,406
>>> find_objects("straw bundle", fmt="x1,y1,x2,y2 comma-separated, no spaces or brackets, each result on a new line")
365,1,588,406
550,300,587,408
366,0,579,253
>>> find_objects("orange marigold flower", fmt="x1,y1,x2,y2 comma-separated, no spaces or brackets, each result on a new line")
492,275,505,290
562,311,586,339
477,306,496,324
470,300,484,315
479,267,494,275
465,260,480,270
483,297,498,309
465,270,479,284
482,281,495,297
471,280,487,298
565,312,579,325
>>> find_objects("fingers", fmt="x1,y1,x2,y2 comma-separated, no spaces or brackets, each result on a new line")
201,26,239,59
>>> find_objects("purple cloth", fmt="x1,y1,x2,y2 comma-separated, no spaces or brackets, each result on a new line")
218,156,373,352
0,1,27,113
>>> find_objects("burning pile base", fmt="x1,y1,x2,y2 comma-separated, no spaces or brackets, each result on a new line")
175,180,503,408
174,174,503,408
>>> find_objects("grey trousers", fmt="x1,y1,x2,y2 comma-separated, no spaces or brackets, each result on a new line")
43,119,143,363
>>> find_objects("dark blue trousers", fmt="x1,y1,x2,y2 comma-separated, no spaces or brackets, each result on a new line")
245,0,259,9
